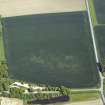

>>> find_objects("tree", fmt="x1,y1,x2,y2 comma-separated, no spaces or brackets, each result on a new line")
0,62,8,78
59,86,71,96
9,87,24,98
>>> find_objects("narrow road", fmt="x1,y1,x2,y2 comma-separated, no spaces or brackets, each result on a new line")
85,0,105,104
71,89,99,92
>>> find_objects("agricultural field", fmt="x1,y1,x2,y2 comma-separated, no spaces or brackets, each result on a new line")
2,11,99,88
91,0,105,68
0,0,86,18
95,26,105,67
93,0,105,24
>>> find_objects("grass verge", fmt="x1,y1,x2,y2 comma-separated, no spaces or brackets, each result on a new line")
42,91,100,105
71,90,100,102
88,0,98,26
0,17,5,64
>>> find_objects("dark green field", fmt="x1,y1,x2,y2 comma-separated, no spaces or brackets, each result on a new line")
94,0,105,24
95,26,105,65
93,0,105,67
2,12,99,88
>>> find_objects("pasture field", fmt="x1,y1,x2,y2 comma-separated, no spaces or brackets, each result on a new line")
45,91,102,105
93,0,105,24
2,12,99,88
48,99,103,105
71,90,99,102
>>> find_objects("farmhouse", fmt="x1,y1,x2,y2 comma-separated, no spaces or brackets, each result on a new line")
10,82,45,90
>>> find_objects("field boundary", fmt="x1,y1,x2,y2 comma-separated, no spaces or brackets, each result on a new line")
0,17,5,64
88,0,98,26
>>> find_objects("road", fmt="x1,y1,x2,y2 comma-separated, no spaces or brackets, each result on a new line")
85,0,105,104
71,88,99,92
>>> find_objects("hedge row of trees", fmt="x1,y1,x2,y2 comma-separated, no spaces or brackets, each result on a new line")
0,62,8,78
0,62,71,102
5,86,71,100
0,62,11,92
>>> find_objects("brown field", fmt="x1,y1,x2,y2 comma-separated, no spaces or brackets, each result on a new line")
0,97,23,105
0,0,86,17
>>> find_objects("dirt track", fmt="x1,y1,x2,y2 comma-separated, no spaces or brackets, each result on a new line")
0,0,86,17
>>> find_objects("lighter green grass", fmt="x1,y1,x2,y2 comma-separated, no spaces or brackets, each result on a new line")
71,90,100,102
0,18,5,64
47,91,100,105
89,0,98,26
97,24,105,26
103,79,105,95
